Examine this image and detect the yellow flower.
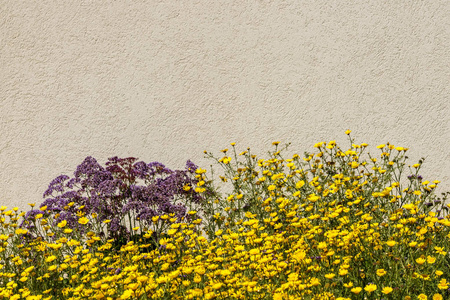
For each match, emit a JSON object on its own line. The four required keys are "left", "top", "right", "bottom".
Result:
{"left": 195, "top": 266, "right": 206, "bottom": 275}
{"left": 416, "top": 257, "right": 426, "bottom": 265}
{"left": 364, "top": 284, "right": 377, "bottom": 293}
{"left": 235, "top": 245, "right": 245, "bottom": 251}
{"left": 386, "top": 240, "right": 397, "bottom": 247}
{"left": 343, "top": 282, "right": 353, "bottom": 288}
{"left": 249, "top": 248, "right": 260, "bottom": 255}
{"left": 167, "top": 228, "right": 177, "bottom": 236}
{"left": 339, "top": 269, "right": 349, "bottom": 276}
{"left": 382, "top": 287, "right": 393, "bottom": 294}
{"left": 195, "top": 187, "right": 206, "bottom": 193}
{"left": 268, "top": 185, "right": 276, "bottom": 191}
{"left": 48, "top": 265, "right": 57, "bottom": 271}
{"left": 45, "top": 255, "right": 57, "bottom": 263}
{"left": 310, "top": 277, "right": 320, "bottom": 286}
{"left": 120, "top": 290, "right": 134, "bottom": 300}
{"left": 160, "top": 263, "right": 170, "bottom": 271}
{"left": 195, "top": 168, "right": 206, "bottom": 174}
{"left": 296, "top": 180, "right": 305, "bottom": 189}
{"left": 15, "top": 228, "right": 28, "bottom": 235}
{"left": 222, "top": 157, "right": 231, "bottom": 164}
{"left": 434, "top": 247, "right": 446, "bottom": 255}
{"left": 317, "top": 242, "right": 327, "bottom": 249}
{"left": 57, "top": 220, "right": 67, "bottom": 228}
{"left": 345, "top": 130, "right": 351, "bottom": 135}
{"left": 212, "top": 282, "right": 223, "bottom": 290}
{"left": 438, "top": 278, "right": 448, "bottom": 289}
{"left": 427, "top": 256, "right": 436, "bottom": 264}
{"left": 433, "top": 294, "right": 443, "bottom": 300}
{"left": 409, "top": 241, "right": 418, "bottom": 247}
{"left": 376, "top": 269, "right": 387, "bottom": 276}
{"left": 273, "top": 293, "right": 283, "bottom": 300}
{"left": 325, "top": 273, "right": 335, "bottom": 279}
{"left": 417, "top": 294, "right": 428, "bottom": 300}
{"left": 78, "top": 217, "right": 89, "bottom": 225}
{"left": 351, "top": 287, "right": 362, "bottom": 294}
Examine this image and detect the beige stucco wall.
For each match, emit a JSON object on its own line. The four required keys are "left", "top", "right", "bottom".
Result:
{"left": 1, "top": 1, "right": 449, "bottom": 212}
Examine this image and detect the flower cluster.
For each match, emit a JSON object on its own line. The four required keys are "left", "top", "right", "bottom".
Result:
{"left": 0, "top": 133, "right": 449, "bottom": 299}
{"left": 20, "top": 156, "right": 215, "bottom": 248}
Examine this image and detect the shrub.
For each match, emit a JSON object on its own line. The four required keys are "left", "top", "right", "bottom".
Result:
{"left": 20, "top": 156, "right": 215, "bottom": 249}
{"left": 203, "top": 136, "right": 448, "bottom": 234}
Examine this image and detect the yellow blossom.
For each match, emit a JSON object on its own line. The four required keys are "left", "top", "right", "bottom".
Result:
{"left": 57, "top": 220, "right": 67, "bottom": 228}
{"left": 416, "top": 257, "right": 426, "bottom": 265}
{"left": 78, "top": 217, "right": 89, "bottom": 225}
{"left": 386, "top": 240, "right": 397, "bottom": 247}
{"left": 364, "top": 284, "right": 377, "bottom": 292}
{"left": 438, "top": 278, "right": 448, "bottom": 289}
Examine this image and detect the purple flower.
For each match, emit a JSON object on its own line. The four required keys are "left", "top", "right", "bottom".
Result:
{"left": 43, "top": 175, "right": 70, "bottom": 197}
{"left": 21, "top": 156, "right": 215, "bottom": 247}
{"left": 185, "top": 160, "right": 198, "bottom": 173}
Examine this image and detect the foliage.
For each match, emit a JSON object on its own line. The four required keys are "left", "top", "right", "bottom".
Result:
{"left": 0, "top": 133, "right": 449, "bottom": 299}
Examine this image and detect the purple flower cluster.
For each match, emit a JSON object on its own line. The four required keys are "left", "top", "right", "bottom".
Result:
{"left": 407, "top": 174, "right": 423, "bottom": 181}
{"left": 22, "top": 156, "right": 210, "bottom": 242}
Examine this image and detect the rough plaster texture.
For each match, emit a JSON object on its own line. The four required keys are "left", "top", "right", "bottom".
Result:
{"left": 1, "top": 1, "right": 449, "bottom": 212}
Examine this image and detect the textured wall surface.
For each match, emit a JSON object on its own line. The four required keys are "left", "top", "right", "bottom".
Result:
{"left": 1, "top": 1, "right": 449, "bottom": 212}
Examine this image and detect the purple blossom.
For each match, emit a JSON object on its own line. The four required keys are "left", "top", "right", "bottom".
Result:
{"left": 185, "top": 160, "right": 198, "bottom": 173}
{"left": 22, "top": 156, "right": 214, "bottom": 246}
{"left": 43, "top": 175, "right": 70, "bottom": 197}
